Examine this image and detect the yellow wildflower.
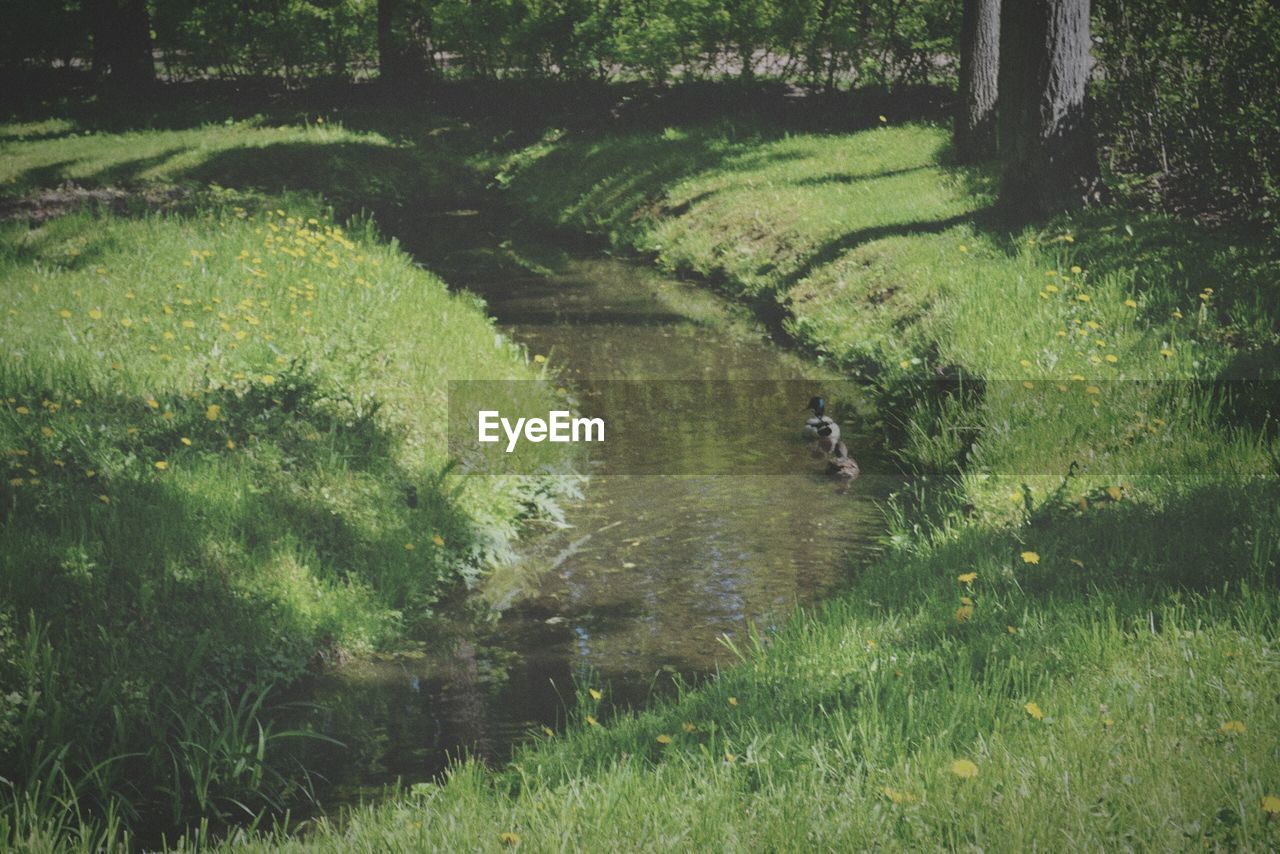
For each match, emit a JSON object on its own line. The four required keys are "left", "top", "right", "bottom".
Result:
{"left": 404, "top": 542, "right": 414, "bottom": 550}
{"left": 958, "top": 571, "right": 977, "bottom": 585}
{"left": 589, "top": 688, "right": 602, "bottom": 700}
{"left": 1020, "top": 551, "right": 1040, "bottom": 565}
{"left": 955, "top": 604, "right": 974, "bottom": 622}
{"left": 656, "top": 734, "right": 673, "bottom": 745}
{"left": 154, "top": 461, "right": 169, "bottom": 470}
{"left": 206, "top": 404, "right": 221, "bottom": 421}
{"left": 585, "top": 715, "right": 599, "bottom": 727}
{"left": 949, "top": 759, "right": 978, "bottom": 779}
{"left": 728, "top": 696, "right": 738, "bottom": 706}
{"left": 1024, "top": 702, "right": 1044, "bottom": 720}
{"left": 432, "top": 534, "right": 445, "bottom": 546}
{"left": 1219, "top": 720, "right": 1246, "bottom": 735}
{"left": 498, "top": 832, "right": 520, "bottom": 846}
{"left": 1262, "top": 795, "right": 1280, "bottom": 814}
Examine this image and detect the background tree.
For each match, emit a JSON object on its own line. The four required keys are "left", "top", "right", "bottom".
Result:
{"left": 954, "top": 0, "right": 998, "bottom": 162}
{"left": 87, "top": 0, "right": 154, "bottom": 89}
{"left": 997, "top": 0, "right": 1098, "bottom": 215}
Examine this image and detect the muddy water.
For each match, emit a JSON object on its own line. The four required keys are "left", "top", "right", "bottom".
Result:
{"left": 295, "top": 237, "right": 886, "bottom": 802}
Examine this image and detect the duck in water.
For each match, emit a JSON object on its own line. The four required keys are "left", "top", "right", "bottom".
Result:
{"left": 803, "top": 396, "right": 841, "bottom": 455}
{"left": 826, "top": 441, "right": 860, "bottom": 492}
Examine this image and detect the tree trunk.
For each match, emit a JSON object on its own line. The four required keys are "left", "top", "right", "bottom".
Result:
{"left": 378, "top": 0, "right": 400, "bottom": 81}
{"left": 955, "top": 0, "right": 999, "bottom": 162}
{"left": 88, "top": 0, "right": 154, "bottom": 89}
{"left": 998, "top": 0, "right": 1099, "bottom": 215}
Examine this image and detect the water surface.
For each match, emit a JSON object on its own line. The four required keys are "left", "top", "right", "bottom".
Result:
{"left": 297, "top": 229, "right": 886, "bottom": 800}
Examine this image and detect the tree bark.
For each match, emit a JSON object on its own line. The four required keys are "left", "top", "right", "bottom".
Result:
{"left": 88, "top": 0, "right": 154, "bottom": 89}
{"left": 955, "top": 0, "right": 999, "bottom": 162}
{"left": 378, "top": 0, "right": 400, "bottom": 81}
{"left": 998, "top": 0, "right": 1100, "bottom": 215}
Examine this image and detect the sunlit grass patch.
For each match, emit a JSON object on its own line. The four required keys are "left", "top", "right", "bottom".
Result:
{"left": 0, "top": 202, "right": 570, "bottom": 836}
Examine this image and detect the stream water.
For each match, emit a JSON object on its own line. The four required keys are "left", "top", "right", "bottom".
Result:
{"left": 290, "top": 220, "right": 887, "bottom": 805}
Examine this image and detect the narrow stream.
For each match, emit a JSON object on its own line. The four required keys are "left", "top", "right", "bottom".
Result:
{"left": 291, "top": 218, "right": 887, "bottom": 805}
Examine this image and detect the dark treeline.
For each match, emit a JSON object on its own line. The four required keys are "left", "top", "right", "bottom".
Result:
{"left": 1, "top": 0, "right": 1277, "bottom": 222}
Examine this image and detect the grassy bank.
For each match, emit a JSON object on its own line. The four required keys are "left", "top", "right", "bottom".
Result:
{"left": 0, "top": 176, "right": 569, "bottom": 840}
{"left": 2, "top": 87, "right": 1278, "bottom": 849}
{"left": 266, "top": 113, "right": 1278, "bottom": 849}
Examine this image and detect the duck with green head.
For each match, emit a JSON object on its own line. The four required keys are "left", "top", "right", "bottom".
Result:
{"left": 803, "top": 395, "right": 841, "bottom": 454}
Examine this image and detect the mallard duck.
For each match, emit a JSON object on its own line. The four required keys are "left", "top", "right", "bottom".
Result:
{"left": 826, "top": 441, "right": 860, "bottom": 491}
{"left": 803, "top": 396, "right": 841, "bottom": 454}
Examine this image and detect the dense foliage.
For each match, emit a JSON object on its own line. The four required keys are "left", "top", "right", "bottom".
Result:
{"left": 1092, "top": 0, "right": 1280, "bottom": 222}
{"left": 3, "top": 1, "right": 1276, "bottom": 220}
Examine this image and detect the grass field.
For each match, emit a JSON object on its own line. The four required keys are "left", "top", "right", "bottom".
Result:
{"left": 1, "top": 86, "right": 1278, "bottom": 849}
{"left": 0, "top": 149, "right": 570, "bottom": 840}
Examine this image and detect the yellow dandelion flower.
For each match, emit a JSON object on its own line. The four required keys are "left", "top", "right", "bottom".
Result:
{"left": 1124, "top": 299, "right": 1137, "bottom": 308}
{"left": 728, "top": 696, "right": 738, "bottom": 706}
{"left": 542, "top": 725, "right": 554, "bottom": 737}
{"left": 1045, "top": 284, "right": 1059, "bottom": 294}
{"left": 586, "top": 715, "right": 599, "bottom": 727}
{"left": 1007, "top": 625, "right": 1018, "bottom": 635}
{"left": 683, "top": 723, "right": 696, "bottom": 733}
{"left": 120, "top": 317, "right": 133, "bottom": 327}
{"left": 154, "top": 461, "right": 169, "bottom": 470}
{"left": 1070, "top": 265, "right": 1082, "bottom": 274}
{"left": 40, "top": 427, "right": 54, "bottom": 438}
{"left": 1085, "top": 386, "right": 1101, "bottom": 395}
{"left": 878, "top": 115, "right": 887, "bottom": 123}
{"left": 58, "top": 309, "right": 72, "bottom": 319}
{"left": 724, "top": 752, "right": 736, "bottom": 763}
{"left": 949, "top": 759, "right": 978, "bottom": 779}
{"left": 958, "top": 571, "right": 977, "bottom": 584}
{"left": 261, "top": 374, "right": 275, "bottom": 385}
{"left": 1020, "top": 550, "right": 1040, "bottom": 564}
{"left": 533, "top": 354, "right": 547, "bottom": 364}
{"left": 1105, "top": 354, "right": 1118, "bottom": 363}
{"left": 206, "top": 404, "right": 221, "bottom": 421}
{"left": 656, "top": 734, "right": 673, "bottom": 745}
{"left": 89, "top": 308, "right": 103, "bottom": 320}
{"left": 960, "top": 596, "right": 974, "bottom": 606}
{"left": 498, "top": 831, "right": 520, "bottom": 846}
{"left": 1262, "top": 795, "right": 1280, "bottom": 814}
{"left": 15, "top": 406, "right": 30, "bottom": 415}
{"left": 955, "top": 604, "right": 974, "bottom": 622}
{"left": 588, "top": 688, "right": 602, "bottom": 700}
{"left": 899, "top": 359, "right": 911, "bottom": 369}
{"left": 180, "top": 437, "right": 192, "bottom": 446}
{"left": 1024, "top": 701, "right": 1044, "bottom": 720}
{"left": 881, "top": 786, "right": 913, "bottom": 804}
{"left": 1160, "top": 347, "right": 1174, "bottom": 358}
{"left": 1106, "top": 486, "right": 1123, "bottom": 501}
{"left": 432, "top": 534, "right": 445, "bottom": 546}
{"left": 404, "top": 542, "right": 415, "bottom": 550}
{"left": 958, "top": 244, "right": 968, "bottom": 253}
{"left": 226, "top": 439, "right": 236, "bottom": 450}
{"left": 1070, "top": 558, "right": 1085, "bottom": 568}
{"left": 1076, "top": 294, "right": 1091, "bottom": 302}
{"left": 98, "top": 494, "right": 110, "bottom": 503}
{"left": 1219, "top": 720, "right": 1246, "bottom": 735}
{"left": 182, "top": 319, "right": 196, "bottom": 329}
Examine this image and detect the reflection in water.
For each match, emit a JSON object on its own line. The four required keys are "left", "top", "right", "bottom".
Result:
{"left": 294, "top": 246, "right": 886, "bottom": 803}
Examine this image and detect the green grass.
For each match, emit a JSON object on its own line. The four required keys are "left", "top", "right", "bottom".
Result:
{"left": 2, "top": 88, "right": 1278, "bottom": 849}
{"left": 0, "top": 197, "right": 570, "bottom": 837}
